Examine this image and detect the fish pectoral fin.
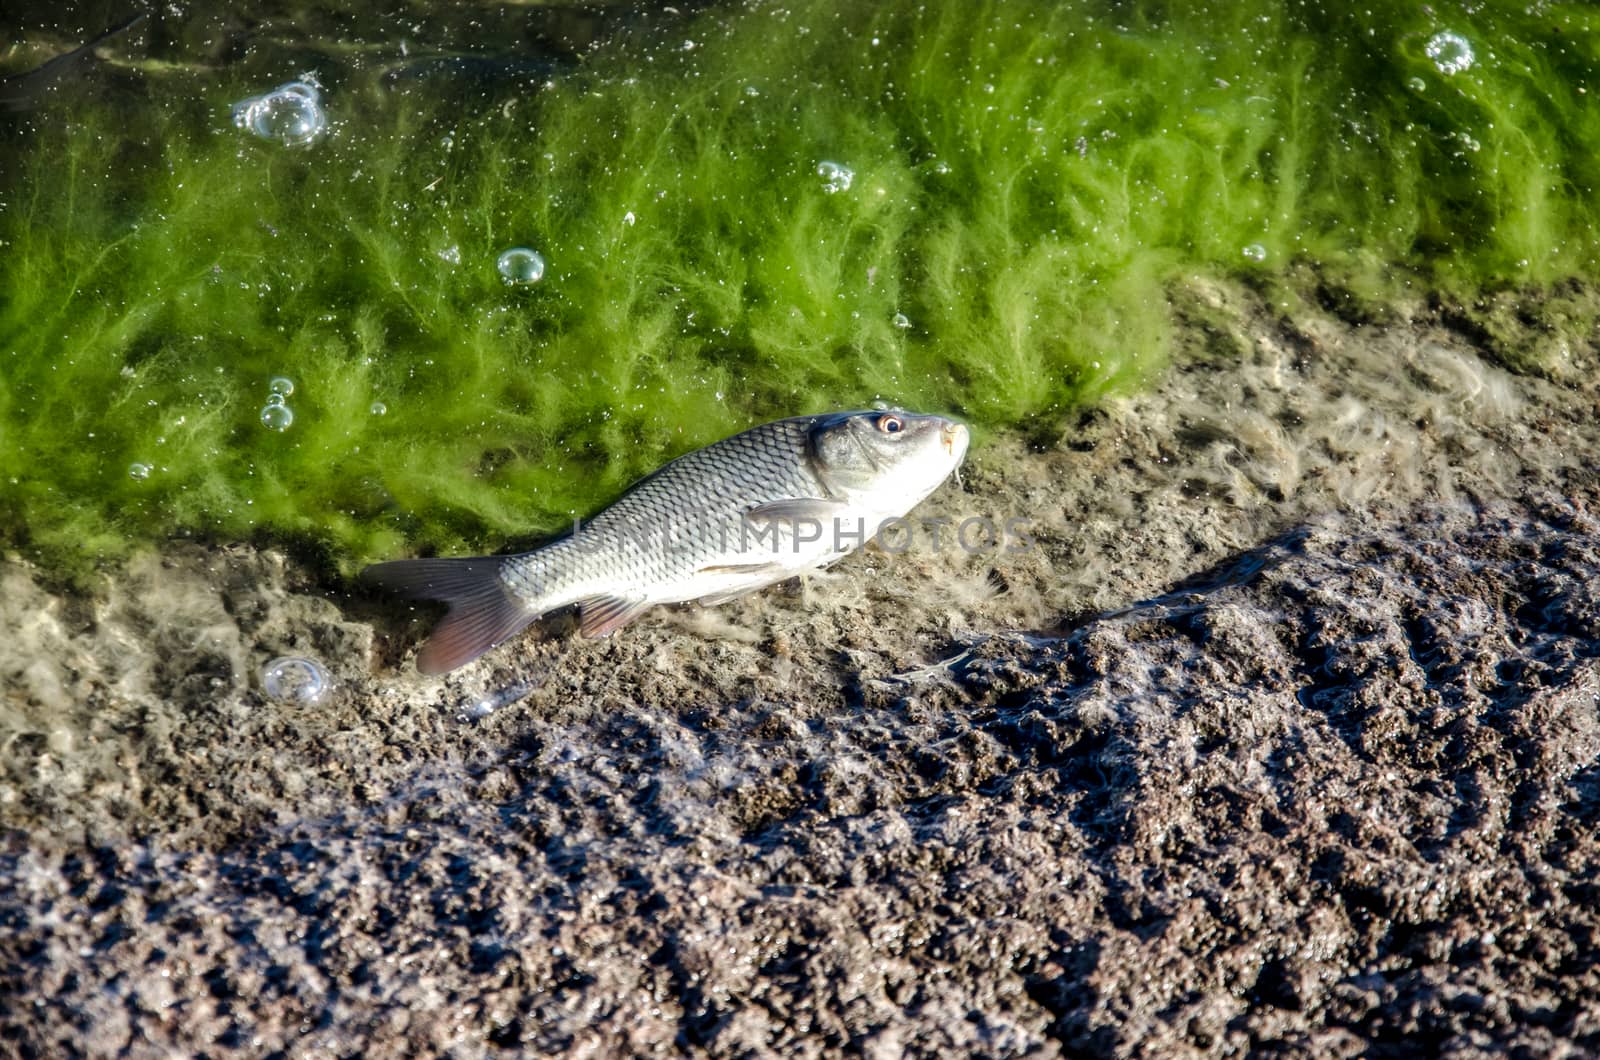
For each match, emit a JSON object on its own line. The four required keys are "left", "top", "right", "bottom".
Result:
{"left": 694, "top": 562, "right": 795, "bottom": 605}
{"left": 744, "top": 498, "right": 849, "bottom": 525}
{"left": 696, "top": 585, "right": 767, "bottom": 606}
{"left": 578, "top": 595, "right": 653, "bottom": 638}
{"left": 697, "top": 560, "right": 788, "bottom": 575}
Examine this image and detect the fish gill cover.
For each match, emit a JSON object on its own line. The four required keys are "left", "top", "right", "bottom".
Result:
{"left": 0, "top": 0, "right": 1596, "bottom": 578}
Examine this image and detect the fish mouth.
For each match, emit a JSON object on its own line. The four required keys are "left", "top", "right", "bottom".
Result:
{"left": 940, "top": 421, "right": 969, "bottom": 459}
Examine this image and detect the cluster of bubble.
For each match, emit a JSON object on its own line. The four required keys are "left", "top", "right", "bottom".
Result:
{"left": 232, "top": 79, "right": 327, "bottom": 148}
{"left": 260, "top": 655, "right": 330, "bottom": 705}
{"left": 1426, "top": 31, "right": 1474, "bottom": 76}
{"left": 261, "top": 376, "right": 295, "bottom": 431}
{"left": 817, "top": 160, "right": 854, "bottom": 194}
{"left": 497, "top": 247, "right": 546, "bottom": 285}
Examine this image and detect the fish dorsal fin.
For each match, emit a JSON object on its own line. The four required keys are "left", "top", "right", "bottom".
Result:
{"left": 745, "top": 498, "right": 848, "bottom": 524}
{"left": 578, "top": 595, "right": 652, "bottom": 638}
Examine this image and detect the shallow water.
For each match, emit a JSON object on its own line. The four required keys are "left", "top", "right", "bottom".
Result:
{"left": 2, "top": 0, "right": 1597, "bottom": 573}
{"left": 4, "top": 274, "right": 1600, "bottom": 1055}
{"left": 4, "top": 3, "right": 1600, "bottom": 1055}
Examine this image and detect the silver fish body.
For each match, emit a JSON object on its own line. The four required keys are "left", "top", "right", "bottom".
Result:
{"left": 363, "top": 409, "right": 969, "bottom": 673}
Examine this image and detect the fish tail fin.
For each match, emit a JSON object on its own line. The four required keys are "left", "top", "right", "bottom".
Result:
{"left": 361, "top": 557, "right": 536, "bottom": 674}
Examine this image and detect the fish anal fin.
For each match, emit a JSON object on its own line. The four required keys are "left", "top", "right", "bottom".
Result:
{"left": 578, "top": 595, "right": 652, "bottom": 638}
{"left": 744, "top": 498, "right": 848, "bottom": 525}
{"left": 362, "top": 557, "right": 536, "bottom": 674}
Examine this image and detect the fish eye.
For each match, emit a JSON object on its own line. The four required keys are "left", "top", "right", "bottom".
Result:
{"left": 877, "top": 414, "right": 905, "bottom": 434}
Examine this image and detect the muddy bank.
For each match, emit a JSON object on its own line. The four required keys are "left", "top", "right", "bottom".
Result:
{"left": 3, "top": 281, "right": 1600, "bottom": 1055}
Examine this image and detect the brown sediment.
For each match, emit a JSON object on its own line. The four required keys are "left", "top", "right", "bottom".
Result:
{"left": 1, "top": 278, "right": 1598, "bottom": 1055}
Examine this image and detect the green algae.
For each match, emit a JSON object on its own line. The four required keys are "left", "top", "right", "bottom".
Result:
{"left": 2, "top": 0, "right": 1598, "bottom": 577}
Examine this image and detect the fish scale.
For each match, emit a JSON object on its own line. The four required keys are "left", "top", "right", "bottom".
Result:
{"left": 364, "top": 409, "right": 968, "bottom": 673}
{"left": 504, "top": 417, "right": 823, "bottom": 604}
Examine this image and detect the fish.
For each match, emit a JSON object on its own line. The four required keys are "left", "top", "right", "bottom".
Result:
{"left": 0, "top": 13, "right": 145, "bottom": 113}
{"left": 363, "top": 408, "right": 970, "bottom": 674}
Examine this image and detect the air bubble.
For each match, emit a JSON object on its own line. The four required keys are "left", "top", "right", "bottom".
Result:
{"left": 1242, "top": 243, "right": 1268, "bottom": 263}
{"left": 261, "top": 403, "right": 294, "bottom": 431}
{"left": 275, "top": 81, "right": 319, "bottom": 103}
{"left": 892, "top": 313, "right": 912, "bottom": 329}
{"left": 437, "top": 244, "right": 462, "bottom": 265}
{"left": 128, "top": 462, "right": 152, "bottom": 480}
{"left": 370, "top": 401, "right": 388, "bottom": 416}
{"left": 817, "top": 160, "right": 854, "bottom": 194}
{"left": 268, "top": 376, "right": 294, "bottom": 396}
{"left": 1426, "top": 31, "right": 1474, "bottom": 76}
{"left": 497, "top": 247, "right": 546, "bottom": 285}
{"left": 232, "top": 81, "right": 327, "bottom": 147}
{"left": 459, "top": 680, "right": 535, "bottom": 723}
{"left": 261, "top": 656, "right": 329, "bottom": 704}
